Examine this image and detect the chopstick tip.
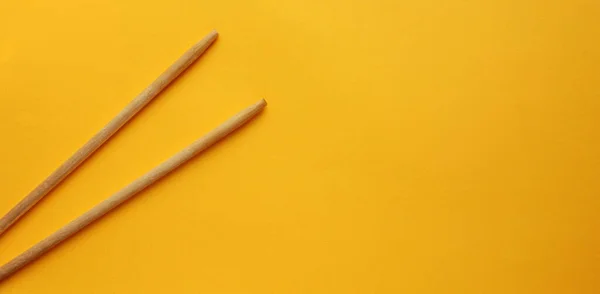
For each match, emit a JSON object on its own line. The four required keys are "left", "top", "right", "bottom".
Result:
{"left": 257, "top": 98, "right": 267, "bottom": 108}
{"left": 200, "top": 30, "right": 218, "bottom": 45}
{"left": 250, "top": 99, "right": 267, "bottom": 112}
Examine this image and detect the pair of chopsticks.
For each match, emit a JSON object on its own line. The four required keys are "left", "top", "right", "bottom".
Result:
{"left": 0, "top": 30, "right": 266, "bottom": 281}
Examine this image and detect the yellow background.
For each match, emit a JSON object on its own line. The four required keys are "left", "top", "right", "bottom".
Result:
{"left": 0, "top": 0, "right": 599, "bottom": 292}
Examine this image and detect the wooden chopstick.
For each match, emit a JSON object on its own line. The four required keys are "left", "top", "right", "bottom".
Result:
{"left": 0, "top": 99, "right": 267, "bottom": 282}
{"left": 0, "top": 30, "right": 219, "bottom": 236}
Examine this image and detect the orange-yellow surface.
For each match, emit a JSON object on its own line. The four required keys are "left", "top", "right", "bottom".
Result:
{"left": 0, "top": 0, "right": 599, "bottom": 293}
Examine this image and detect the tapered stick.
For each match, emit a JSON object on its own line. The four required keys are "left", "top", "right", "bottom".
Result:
{"left": 0, "top": 30, "right": 219, "bottom": 236}
{"left": 0, "top": 99, "right": 267, "bottom": 282}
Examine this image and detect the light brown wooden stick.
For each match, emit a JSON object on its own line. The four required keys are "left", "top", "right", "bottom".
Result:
{"left": 0, "top": 99, "right": 267, "bottom": 282}
{"left": 0, "top": 30, "right": 219, "bottom": 236}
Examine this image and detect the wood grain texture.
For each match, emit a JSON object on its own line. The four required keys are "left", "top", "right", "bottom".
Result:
{"left": 0, "top": 30, "right": 219, "bottom": 236}
{"left": 0, "top": 99, "right": 267, "bottom": 282}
